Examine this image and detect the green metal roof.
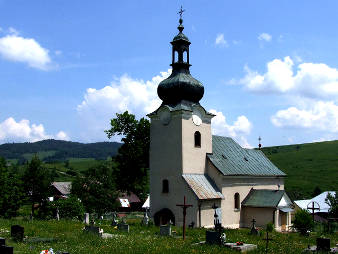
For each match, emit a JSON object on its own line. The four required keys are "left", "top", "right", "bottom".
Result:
{"left": 241, "top": 189, "right": 285, "bottom": 208}
{"left": 207, "top": 135, "right": 286, "bottom": 176}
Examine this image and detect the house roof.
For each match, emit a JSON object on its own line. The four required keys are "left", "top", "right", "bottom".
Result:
{"left": 182, "top": 174, "right": 224, "bottom": 200}
{"left": 52, "top": 182, "right": 71, "bottom": 195}
{"left": 295, "top": 191, "right": 336, "bottom": 213}
{"left": 118, "top": 192, "right": 141, "bottom": 203}
{"left": 207, "top": 136, "right": 286, "bottom": 176}
{"left": 242, "top": 189, "right": 286, "bottom": 208}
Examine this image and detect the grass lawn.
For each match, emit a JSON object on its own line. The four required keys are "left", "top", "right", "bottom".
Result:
{"left": 0, "top": 218, "right": 337, "bottom": 254}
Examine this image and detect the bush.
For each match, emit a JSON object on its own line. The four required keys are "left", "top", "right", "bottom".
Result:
{"left": 292, "top": 209, "right": 314, "bottom": 235}
{"left": 55, "top": 196, "right": 84, "bottom": 220}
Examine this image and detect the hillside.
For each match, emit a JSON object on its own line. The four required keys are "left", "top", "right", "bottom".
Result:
{"left": 261, "top": 140, "right": 338, "bottom": 200}
{"left": 0, "top": 139, "right": 122, "bottom": 163}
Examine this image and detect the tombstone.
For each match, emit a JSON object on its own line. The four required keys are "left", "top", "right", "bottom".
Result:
{"left": 84, "top": 225, "right": 103, "bottom": 236}
{"left": 84, "top": 213, "right": 90, "bottom": 225}
{"left": 188, "top": 221, "right": 195, "bottom": 228}
{"left": 316, "top": 237, "right": 330, "bottom": 251}
{"left": 159, "top": 224, "right": 171, "bottom": 236}
{"left": 142, "top": 210, "right": 149, "bottom": 226}
{"left": 111, "top": 212, "right": 118, "bottom": 226}
{"left": 0, "top": 245, "right": 14, "bottom": 254}
{"left": 0, "top": 237, "right": 5, "bottom": 246}
{"left": 206, "top": 231, "right": 221, "bottom": 245}
{"left": 11, "top": 225, "right": 24, "bottom": 241}
{"left": 117, "top": 223, "right": 130, "bottom": 233}
{"left": 56, "top": 208, "right": 60, "bottom": 221}
{"left": 250, "top": 218, "right": 258, "bottom": 235}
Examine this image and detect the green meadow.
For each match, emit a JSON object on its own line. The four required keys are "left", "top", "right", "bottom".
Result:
{"left": 0, "top": 218, "right": 337, "bottom": 254}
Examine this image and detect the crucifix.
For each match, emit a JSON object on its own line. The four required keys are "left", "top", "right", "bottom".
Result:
{"left": 176, "top": 196, "right": 192, "bottom": 240}
{"left": 258, "top": 136, "right": 262, "bottom": 149}
{"left": 307, "top": 201, "right": 320, "bottom": 223}
{"left": 178, "top": 6, "right": 185, "bottom": 19}
{"left": 263, "top": 231, "right": 273, "bottom": 254}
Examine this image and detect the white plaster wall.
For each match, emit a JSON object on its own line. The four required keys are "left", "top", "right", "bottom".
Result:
{"left": 241, "top": 207, "right": 275, "bottom": 228}
{"left": 206, "top": 161, "right": 285, "bottom": 228}
{"left": 199, "top": 199, "right": 221, "bottom": 228}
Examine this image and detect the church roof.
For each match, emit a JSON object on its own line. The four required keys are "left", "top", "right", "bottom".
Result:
{"left": 207, "top": 136, "right": 286, "bottom": 176}
{"left": 182, "top": 174, "right": 224, "bottom": 200}
{"left": 241, "top": 189, "right": 286, "bottom": 208}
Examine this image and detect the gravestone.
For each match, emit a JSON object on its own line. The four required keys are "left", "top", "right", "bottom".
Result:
{"left": 317, "top": 237, "right": 330, "bottom": 251}
{"left": 11, "top": 225, "right": 24, "bottom": 241}
{"left": 0, "top": 237, "right": 5, "bottom": 246}
{"left": 188, "top": 221, "right": 195, "bottom": 228}
{"left": 142, "top": 210, "right": 149, "bottom": 226}
{"left": 206, "top": 231, "right": 221, "bottom": 245}
{"left": 56, "top": 208, "right": 60, "bottom": 221}
{"left": 84, "top": 225, "right": 103, "bottom": 236}
{"left": 111, "top": 212, "right": 118, "bottom": 226}
{"left": 159, "top": 224, "right": 171, "bottom": 236}
{"left": 0, "top": 245, "right": 14, "bottom": 254}
{"left": 250, "top": 218, "right": 258, "bottom": 235}
{"left": 84, "top": 213, "right": 90, "bottom": 225}
{"left": 117, "top": 223, "right": 129, "bottom": 233}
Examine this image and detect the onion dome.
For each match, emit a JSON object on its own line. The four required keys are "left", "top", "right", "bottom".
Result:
{"left": 157, "top": 14, "right": 204, "bottom": 105}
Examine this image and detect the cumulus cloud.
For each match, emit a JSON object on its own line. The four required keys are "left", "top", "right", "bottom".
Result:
{"left": 77, "top": 70, "right": 171, "bottom": 141}
{"left": 215, "top": 34, "right": 228, "bottom": 47}
{"left": 0, "top": 29, "right": 53, "bottom": 70}
{"left": 258, "top": 33, "right": 272, "bottom": 42}
{"left": 240, "top": 56, "right": 338, "bottom": 100}
{"left": 209, "top": 109, "right": 252, "bottom": 148}
{"left": 0, "top": 117, "right": 69, "bottom": 144}
{"left": 271, "top": 101, "right": 338, "bottom": 132}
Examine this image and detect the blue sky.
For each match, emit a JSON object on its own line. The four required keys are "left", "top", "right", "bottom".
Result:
{"left": 1, "top": 0, "right": 338, "bottom": 147}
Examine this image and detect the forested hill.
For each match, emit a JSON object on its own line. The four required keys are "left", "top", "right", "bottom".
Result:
{"left": 0, "top": 139, "right": 122, "bottom": 162}
{"left": 261, "top": 140, "right": 338, "bottom": 200}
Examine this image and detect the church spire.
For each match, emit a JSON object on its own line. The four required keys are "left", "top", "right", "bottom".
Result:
{"left": 157, "top": 8, "right": 204, "bottom": 106}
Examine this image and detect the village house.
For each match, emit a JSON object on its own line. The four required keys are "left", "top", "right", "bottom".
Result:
{"left": 148, "top": 16, "right": 293, "bottom": 231}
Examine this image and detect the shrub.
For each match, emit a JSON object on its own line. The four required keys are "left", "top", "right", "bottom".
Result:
{"left": 55, "top": 196, "right": 84, "bottom": 220}
{"left": 292, "top": 209, "right": 314, "bottom": 235}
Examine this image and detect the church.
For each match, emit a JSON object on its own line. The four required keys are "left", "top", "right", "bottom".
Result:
{"left": 148, "top": 14, "right": 293, "bottom": 231}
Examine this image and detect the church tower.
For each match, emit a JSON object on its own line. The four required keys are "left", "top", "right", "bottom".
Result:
{"left": 148, "top": 13, "right": 215, "bottom": 226}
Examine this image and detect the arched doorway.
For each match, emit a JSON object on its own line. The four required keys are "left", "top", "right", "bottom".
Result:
{"left": 154, "top": 208, "right": 175, "bottom": 226}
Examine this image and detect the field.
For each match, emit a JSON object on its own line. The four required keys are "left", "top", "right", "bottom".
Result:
{"left": 0, "top": 218, "right": 337, "bottom": 254}
{"left": 262, "top": 140, "right": 338, "bottom": 200}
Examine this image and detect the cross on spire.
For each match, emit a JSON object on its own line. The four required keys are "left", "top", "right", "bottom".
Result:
{"left": 178, "top": 6, "right": 185, "bottom": 19}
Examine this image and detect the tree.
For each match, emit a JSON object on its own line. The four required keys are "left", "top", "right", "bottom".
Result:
{"left": 292, "top": 209, "right": 314, "bottom": 235}
{"left": 312, "top": 186, "right": 322, "bottom": 197}
{"left": 55, "top": 196, "right": 84, "bottom": 220}
{"left": 22, "top": 155, "right": 53, "bottom": 217}
{"left": 325, "top": 192, "right": 337, "bottom": 218}
{"left": 105, "top": 111, "right": 150, "bottom": 200}
{"left": 71, "top": 163, "right": 118, "bottom": 216}
{"left": 0, "top": 157, "right": 24, "bottom": 218}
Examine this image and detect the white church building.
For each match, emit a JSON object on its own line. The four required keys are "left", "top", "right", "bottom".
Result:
{"left": 148, "top": 15, "right": 293, "bottom": 231}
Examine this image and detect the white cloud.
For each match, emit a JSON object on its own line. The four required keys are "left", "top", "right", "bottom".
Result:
{"left": 8, "top": 27, "right": 19, "bottom": 36}
{"left": 215, "top": 33, "right": 228, "bottom": 47}
{"left": 0, "top": 32, "right": 53, "bottom": 70}
{"left": 77, "top": 70, "right": 171, "bottom": 141}
{"left": 271, "top": 101, "right": 338, "bottom": 132}
{"left": 258, "top": 33, "right": 272, "bottom": 42}
{"left": 0, "top": 117, "right": 69, "bottom": 143}
{"left": 209, "top": 109, "right": 252, "bottom": 148}
{"left": 240, "top": 56, "right": 338, "bottom": 100}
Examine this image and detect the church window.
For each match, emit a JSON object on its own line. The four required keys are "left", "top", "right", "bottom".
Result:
{"left": 183, "top": 50, "right": 187, "bottom": 62}
{"left": 174, "top": 51, "right": 179, "bottom": 63}
{"left": 234, "top": 193, "right": 240, "bottom": 210}
{"left": 194, "top": 131, "right": 201, "bottom": 147}
{"left": 162, "top": 179, "right": 169, "bottom": 193}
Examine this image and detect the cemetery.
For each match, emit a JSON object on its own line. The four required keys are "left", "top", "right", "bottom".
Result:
{"left": 0, "top": 211, "right": 337, "bottom": 254}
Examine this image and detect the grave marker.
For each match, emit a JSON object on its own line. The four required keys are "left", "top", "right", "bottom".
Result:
{"left": 159, "top": 222, "right": 172, "bottom": 236}
{"left": 84, "top": 213, "right": 90, "bottom": 225}
{"left": 250, "top": 218, "right": 258, "bottom": 235}
{"left": 111, "top": 212, "right": 118, "bottom": 226}
{"left": 11, "top": 225, "right": 24, "bottom": 241}
{"left": 176, "top": 196, "right": 192, "bottom": 240}
{"left": 117, "top": 222, "right": 130, "bottom": 233}
{"left": 316, "top": 237, "right": 330, "bottom": 251}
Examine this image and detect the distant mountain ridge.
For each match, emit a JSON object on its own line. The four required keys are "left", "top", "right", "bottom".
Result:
{"left": 0, "top": 139, "right": 122, "bottom": 162}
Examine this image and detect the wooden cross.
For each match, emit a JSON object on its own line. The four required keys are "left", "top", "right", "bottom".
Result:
{"left": 251, "top": 218, "right": 256, "bottom": 228}
{"left": 263, "top": 231, "right": 273, "bottom": 254}
{"left": 307, "top": 201, "right": 320, "bottom": 223}
{"left": 176, "top": 196, "right": 192, "bottom": 240}
{"left": 178, "top": 6, "right": 185, "bottom": 19}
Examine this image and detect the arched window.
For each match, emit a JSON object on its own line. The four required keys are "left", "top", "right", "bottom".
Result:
{"left": 162, "top": 179, "right": 169, "bottom": 193}
{"left": 174, "top": 51, "right": 179, "bottom": 63}
{"left": 183, "top": 51, "right": 187, "bottom": 62}
{"left": 194, "top": 131, "right": 201, "bottom": 147}
{"left": 234, "top": 193, "right": 240, "bottom": 209}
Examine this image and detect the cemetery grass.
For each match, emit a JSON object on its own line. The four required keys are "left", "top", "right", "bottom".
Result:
{"left": 0, "top": 218, "right": 337, "bottom": 254}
